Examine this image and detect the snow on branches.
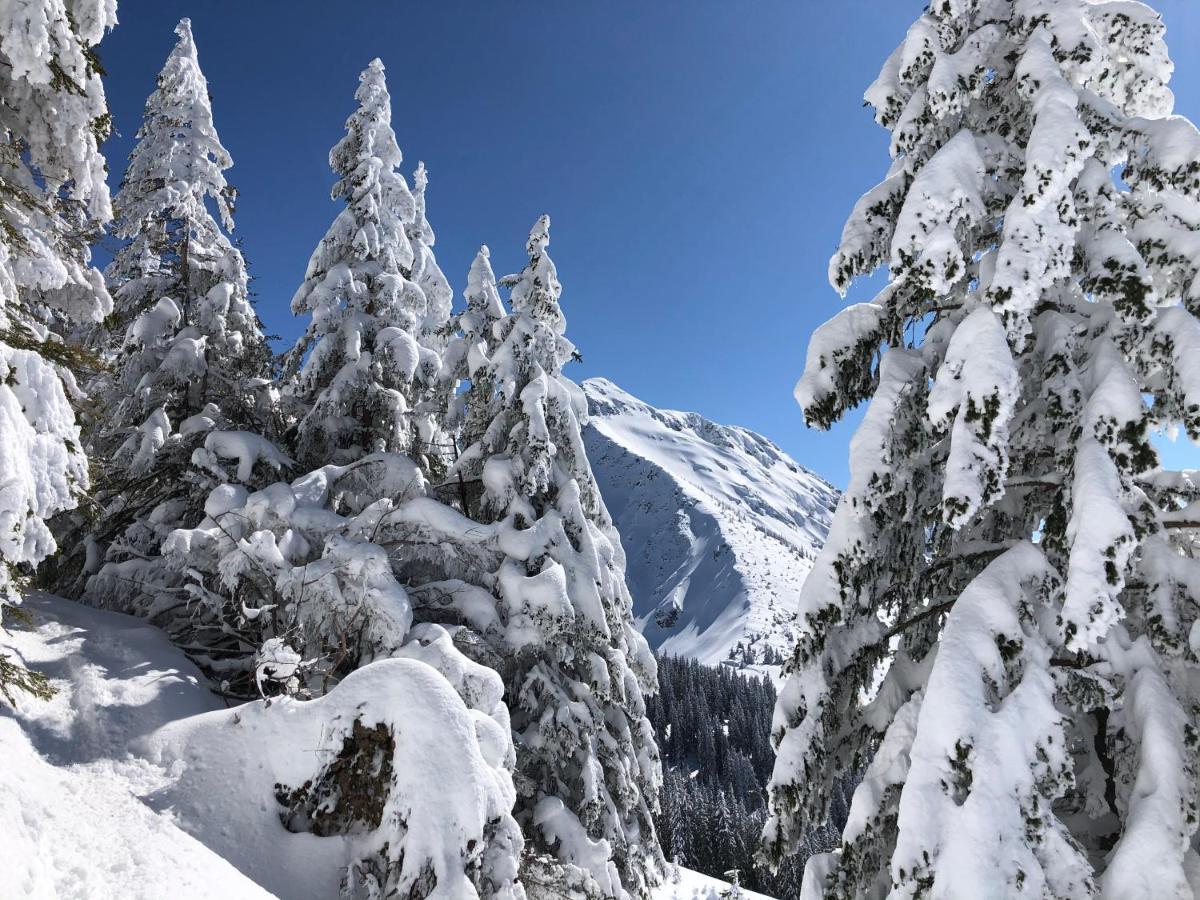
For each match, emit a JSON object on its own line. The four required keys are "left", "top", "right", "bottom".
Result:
{"left": 447, "top": 217, "right": 665, "bottom": 899}
{"left": 0, "top": 0, "right": 116, "bottom": 605}
{"left": 768, "top": 2, "right": 1200, "bottom": 896}
{"left": 74, "top": 18, "right": 277, "bottom": 610}
{"left": 283, "top": 59, "right": 447, "bottom": 471}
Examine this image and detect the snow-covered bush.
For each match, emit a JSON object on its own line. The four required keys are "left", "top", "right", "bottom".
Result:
{"left": 160, "top": 445, "right": 536, "bottom": 896}
{"left": 764, "top": 3, "right": 1200, "bottom": 897}
{"left": 159, "top": 452, "right": 419, "bottom": 692}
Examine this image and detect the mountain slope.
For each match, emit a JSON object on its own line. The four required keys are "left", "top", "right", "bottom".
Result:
{"left": 583, "top": 378, "right": 838, "bottom": 669}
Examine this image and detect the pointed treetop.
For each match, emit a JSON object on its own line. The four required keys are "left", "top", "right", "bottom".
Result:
{"left": 330, "top": 58, "right": 405, "bottom": 198}
{"left": 350, "top": 57, "right": 393, "bottom": 122}
{"left": 162, "top": 17, "right": 207, "bottom": 98}
{"left": 469, "top": 244, "right": 494, "bottom": 281}
{"left": 528, "top": 214, "right": 551, "bottom": 255}
{"left": 465, "top": 245, "right": 503, "bottom": 319}
{"left": 114, "top": 14, "right": 234, "bottom": 237}
{"left": 512, "top": 214, "right": 561, "bottom": 319}
{"left": 498, "top": 215, "right": 571, "bottom": 379}
{"left": 411, "top": 161, "right": 435, "bottom": 246}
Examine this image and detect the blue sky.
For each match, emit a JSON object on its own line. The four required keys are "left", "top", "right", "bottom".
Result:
{"left": 99, "top": 2, "right": 1200, "bottom": 486}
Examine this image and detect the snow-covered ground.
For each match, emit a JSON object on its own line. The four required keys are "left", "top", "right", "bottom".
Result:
{"left": 0, "top": 594, "right": 271, "bottom": 899}
{"left": 656, "top": 865, "right": 775, "bottom": 899}
{"left": 584, "top": 378, "right": 838, "bottom": 670}
{"left": 1, "top": 594, "right": 775, "bottom": 898}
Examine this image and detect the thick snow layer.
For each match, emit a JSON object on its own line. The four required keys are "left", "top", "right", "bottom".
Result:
{"left": 1, "top": 593, "right": 517, "bottom": 899}
{"left": 583, "top": 378, "right": 838, "bottom": 669}
{"left": 0, "top": 594, "right": 274, "bottom": 899}
{"left": 0, "top": 593, "right": 760, "bottom": 898}
{"left": 138, "top": 655, "right": 519, "bottom": 900}
{"left": 652, "top": 866, "right": 775, "bottom": 899}
{"left": 0, "top": 345, "right": 89, "bottom": 603}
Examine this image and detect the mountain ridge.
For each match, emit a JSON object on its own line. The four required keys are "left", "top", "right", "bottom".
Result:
{"left": 583, "top": 377, "right": 839, "bottom": 670}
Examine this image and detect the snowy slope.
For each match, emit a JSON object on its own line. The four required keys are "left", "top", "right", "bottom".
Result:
{"left": 0, "top": 594, "right": 275, "bottom": 899}
{"left": 655, "top": 866, "right": 775, "bottom": 899}
{"left": 1, "top": 594, "right": 775, "bottom": 898}
{"left": 584, "top": 378, "right": 838, "bottom": 669}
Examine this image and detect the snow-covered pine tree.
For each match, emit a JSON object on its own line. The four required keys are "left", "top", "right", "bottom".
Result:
{"left": 442, "top": 245, "right": 507, "bottom": 454}
{"left": 147, "top": 58, "right": 525, "bottom": 897}
{"left": 763, "top": 3, "right": 1200, "bottom": 897}
{"left": 453, "top": 216, "right": 664, "bottom": 899}
{"left": 0, "top": 1, "right": 115, "bottom": 614}
{"left": 71, "top": 19, "right": 279, "bottom": 612}
{"left": 405, "top": 160, "right": 456, "bottom": 472}
{"left": 283, "top": 60, "right": 445, "bottom": 472}
{"left": 409, "top": 161, "right": 454, "bottom": 348}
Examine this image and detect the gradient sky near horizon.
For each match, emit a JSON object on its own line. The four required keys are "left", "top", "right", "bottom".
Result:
{"left": 98, "top": 1, "right": 1200, "bottom": 486}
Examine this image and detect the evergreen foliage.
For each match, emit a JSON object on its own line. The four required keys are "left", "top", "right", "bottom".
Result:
{"left": 766, "top": 3, "right": 1200, "bottom": 897}
{"left": 0, "top": 0, "right": 116, "bottom": 700}
{"left": 649, "top": 654, "right": 848, "bottom": 898}
{"left": 65, "top": 18, "right": 279, "bottom": 611}
{"left": 443, "top": 216, "right": 665, "bottom": 900}
{"left": 283, "top": 59, "right": 446, "bottom": 472}
{"left": 136, "top": 55, "right": 532, "bottom": 900}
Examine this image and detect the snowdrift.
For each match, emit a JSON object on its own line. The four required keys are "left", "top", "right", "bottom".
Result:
{"left": 1, "top": 593, "right": 769, "bottom": 898}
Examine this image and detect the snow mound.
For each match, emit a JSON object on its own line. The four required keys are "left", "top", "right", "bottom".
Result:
{"left": 0, "top": 594, "right": 776, "bottom": 898}
{"left": 137, "top": 655, "right": 519, "bottom": 900}
{"left": 583, "top": 378, "right": 838, "bottom": 669}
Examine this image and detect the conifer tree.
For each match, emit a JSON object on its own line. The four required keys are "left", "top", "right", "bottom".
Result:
{"left": 443, "top": 245, "right": 507, "bottom": 447}
{"left": 405, "top": 161, "right": 456, "bottom": 467}
{"left": 151, "top": 57, "right": 526, "bottom": 898}
{"left": 73, "top": 19, "right": 278, "bottom": 608}
{"left": 764, "top": 3, "right": 1200, "bottom": 897}
{"left": 283, "top": 59, "right": 443, "bottom": 471}
{"left": 408, "top": 161, "right": 454, "bottom": 347}
{"left": 0, "top": 1, "right": 116, "bottom": 610}
{"left": 454, "top": 216, "right": 664, "bottom": 899}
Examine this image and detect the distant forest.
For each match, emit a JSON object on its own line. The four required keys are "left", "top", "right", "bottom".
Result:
{"left": 647, "top": 656, "right": 852, "bottom": 897}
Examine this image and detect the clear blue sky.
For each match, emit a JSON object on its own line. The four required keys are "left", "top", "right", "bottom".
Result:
{"left": 98, "top": 1, "right": 1200, "bottom": 486}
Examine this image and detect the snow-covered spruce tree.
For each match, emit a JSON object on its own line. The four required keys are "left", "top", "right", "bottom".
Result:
{"left": 283, "top": 60, "right": 447, "bottom": 473}
{"left": 67, "top": 19, "right": 279, "bottom": 608}
{"left": 0, "top": 2, "right": 115, "bottom": 617}
{"left": 763, "top": 3, "right": 1200, "bottom": 897}
{"left": 148, "top": 58, "right": 523, "bottom": 898}
{"left": 442, "top": 245, "right": 507, "bottom": 446}
{"left": 409, "top": 160, "right": 454, "bottom": 348}
{"left": 451, "top": 216, "right": 664, "bottom": 899}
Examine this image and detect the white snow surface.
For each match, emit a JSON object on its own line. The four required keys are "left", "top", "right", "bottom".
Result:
{"left": 654, "top": 866, "right": 774, "bottom": 899}
{"left": 583, "top": 378, "right": 838, "bottom": 669}
{"left": 0, "top": 594, "right": 273, "bottom": 899}
{"left": 0, "top": 592, "right": 768, "bottom": 898}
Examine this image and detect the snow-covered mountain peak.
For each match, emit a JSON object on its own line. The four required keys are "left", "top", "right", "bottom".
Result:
{"left": 583, "top": 377, "right": 839, "bottom": 670}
